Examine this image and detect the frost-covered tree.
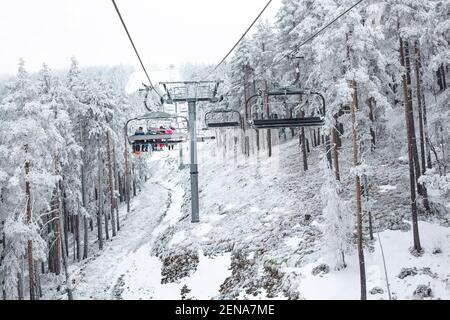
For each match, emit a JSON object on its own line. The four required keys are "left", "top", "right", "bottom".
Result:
{"left": 0, "top": 60, "right": 59, "bottom": 299}
{"left": 321, "top": 161, "right": 353, "bottom": 270}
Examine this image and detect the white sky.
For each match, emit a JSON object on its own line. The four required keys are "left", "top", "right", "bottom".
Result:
{"left": 0, "top": 0, "right": 282, "bottom": 76}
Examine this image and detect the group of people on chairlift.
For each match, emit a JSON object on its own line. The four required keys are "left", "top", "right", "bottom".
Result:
{"left": 132, "top": 125, "right": 176, "bottom": 155}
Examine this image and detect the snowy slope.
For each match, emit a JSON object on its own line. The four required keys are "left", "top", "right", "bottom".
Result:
{"left": 65, "top": 128, "right": 450, "bottom": 300}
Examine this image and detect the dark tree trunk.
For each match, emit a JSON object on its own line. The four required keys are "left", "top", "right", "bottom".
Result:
{"left": 413, "top": 41, "right": 431, "bottom": 211}
{"left": 118, "top": 171, "right": 124, "bottom": 203}
{"left": 255, "top": 112, "right": 260, "bottom": 152}
{"left": 81, "top": 128, "right": 89, "bottom": 260}
{"left": 400, "top": 37, "right": 422, "bottom": 253}
{"left": 404, "top": 40, "right": 424, "bottom": 197}
{"left": 61, "top": 189, "right": 69, "bottom": 257}
{"left": 264, "top": 81, "right": 272, "bottom": 158}
{"left": 17, "top": 271, "right": 24, "bottom": 300}
{"left": 113, "top": 146, "right": 120, "bottom": 231}
{"left": 124, "top": 130, "right": 131, "bottom": 213}
{"left": 363, "top": 176, "right": 374, "bottom": 241}
{"left": 132, "top": 163, "right": 137, "bottom": 198}
{"left": 332, "top": 115, "right": 341, "bottom": 181}
{"left": 300, "top": 111, "right": 308, "bottom": 171}
{"left": 54, "top": 161, "right": 74, "bottom": 300}
{"left": 75, "top": 213, "right": 80, "bottom": 261}
{"left": 367, "top": 97, "right": 376, "bottom": 148}
{"left": 24, "top": 156, "right": 36, "bottom": 300}
{"left": 97, "top": 142, "right": 104, "bottom": 250}
{"left": 1, "top": 222, "right": 6, "bottom": 300}
{"left": 34, "top": 261, "right": 42, "bottom": 299}
{"left": 313, "top": 130, "right": 317, "bottom": 147}
{"left": 83, "top": 217, "right": 88, "bottom": 260}
{"left": 106, "top": 132, "right": 117, "bottom": 237}
{"left": 351, "top": 80, "right": 367, "bottom": 300}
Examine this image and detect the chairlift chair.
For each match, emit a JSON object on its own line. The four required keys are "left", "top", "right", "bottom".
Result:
{"left": 246, "top": 89, "right": 326, "bottom": 129}
{"left": 204, "top": 109, "right": 242, "bottom": 129}
{"left": 125, "top": 112, "right": 189, "bottom": 155}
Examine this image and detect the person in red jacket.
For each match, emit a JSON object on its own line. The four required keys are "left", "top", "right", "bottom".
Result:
{"left": 157, "top": 125, "right": 165, "bottom": 150}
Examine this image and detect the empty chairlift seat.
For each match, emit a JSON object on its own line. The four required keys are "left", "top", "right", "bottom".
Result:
{"left": 249, "top": 116, "right": 324, "bottom": 129}
{"left": 204, "top": 109, "right": 241, "bottom": 129}
{"left": 245, "top": 89, "right": 327, "bottom": 130}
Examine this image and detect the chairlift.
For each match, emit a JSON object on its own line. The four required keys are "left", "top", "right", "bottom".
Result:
{"left": 204, "top": 109, "right": 242, "bottom": 129}
{"left": 246, "top": 89, "right": 326, "bottom": 129}
{"left": 125, "top": 111, "right": 189, "bottom": 155}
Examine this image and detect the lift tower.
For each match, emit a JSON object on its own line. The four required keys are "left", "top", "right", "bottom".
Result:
{"left": 160, "top": 81, "right": 223, "bottom": 223}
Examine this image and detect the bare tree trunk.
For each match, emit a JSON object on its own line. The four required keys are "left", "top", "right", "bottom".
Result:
{"left": 102, "top": 159, "right": 109, "bottom": 241}
{"left": 113, "top": 146, "right": 120, "bottom": 231}
{"left": 1, "top": 221, "right": 6, "bottom": 300}
{"left": 404, "top": 40, "right": 424, "bottom": 197}
{"left": 300, "top": 110, "right": 308, "bottom": 171}
{"left": 118, "top": 170, "right": 124, "bottom": 203}
{"left": 96, "top": 141, "right": 104, "bottom": 250}
{"left": 83, "top": 217, "right": 88, "bottom": 260}
{"left": 243, "top": 65, "right": 251, "bottom": 157}
{"left": 124, "top": 130, "right": 130, "bottom": 213}
{"left": 34, "top": 261, "right": 41, "bottom": 299}
{"left": 132, "top": 163, "right": 137, "bottom": 198}
{"left": 325, "top": 135, "right": 332, "bottom": 169}
{"left": 17, "top": 269, "right": 24, "bottom": 300}
{"left": 351, "top": 80, "right": 367, "bottom": 300}
{"left": 106, "top": 132, "right": 117, "bottom": 237}
{"left": 313, "top": 129, "right": 317, "bottom": 147}
{"left": 80, "top": 177, "right": 88, "bottom": 260}
{"left": 367, "top": 97, "right": 376, "bottom": 148}
{"left": 363, "top": 175, "right": 374, "bottom": 240}
{"left": 332, "top": 115, "right": 341, "bottom": 181}
{"left": 413, "top": 41, "right": 431, "bottom": 211}
{"left": 422, "top": 96, "right": 432, "bottom": 170}
{"left": 264, "top": 81, "right": 272, "bottom": 158}
{"left": 75, "top": 212, "right": 80, "bottom": 261}
{"left": 255, "top": 112, "right": 260, "bottom": 152}
{"left": 55, "top": 161, "right": 74, "bottom": 300}
{"left": 54, "top": 197, "right": 61, "bottom": 276}
{"left": 61, "top": 187, "right": 69, "bottom": 258}
{"left": 400, "top": 37, "right": 422, "bottom": 253}
{"left": 24, "top": 153, "right": 35, "bottom": 301}
{"left": 80, "top": 127, "right": 89, "bottom": 260}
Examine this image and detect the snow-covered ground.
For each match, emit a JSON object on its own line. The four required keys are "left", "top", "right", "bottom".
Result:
{"left": 64, "top": 130, "right": 450, "bottom": 300}
{"left": 294, "top": 221, "right": 450, "bottom": 300}
{"left": 65, "top": 149, "right": 233, "bottom": 300}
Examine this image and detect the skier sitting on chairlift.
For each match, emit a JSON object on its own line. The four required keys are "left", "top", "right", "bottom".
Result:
{"left": 132, "top": 127, "right": 145, "bottom": 153}
{"left": 146, "top": 127, "right": 157, "bottom": 151}
{"left": 156, "top": 125, "right": 165, "bottom": 150}
{"left": 165, "top": 126, "right": 175, "bottom": 151}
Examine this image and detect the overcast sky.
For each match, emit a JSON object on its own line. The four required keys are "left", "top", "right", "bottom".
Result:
{"left": 0, "top": 0, "right": 282, "bottom": 76}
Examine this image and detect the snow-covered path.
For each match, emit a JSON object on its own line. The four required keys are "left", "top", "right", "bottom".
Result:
{"left": 72, "top": 148, "right": 232, "bottom": 300}
{"left": 74, "top": 151, "right": 181, "bottom": 300}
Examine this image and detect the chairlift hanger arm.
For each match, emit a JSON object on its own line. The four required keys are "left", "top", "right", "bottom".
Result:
{"left": 245, "top": 92, "right": 262, "bottom": 118}
{"left": 138, "top": 84, "right": 153, "bottom": 112}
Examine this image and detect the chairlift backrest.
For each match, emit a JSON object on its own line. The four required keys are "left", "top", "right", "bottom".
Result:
{"left": 246, "top": 89, "right": 326, "bottom": 129}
